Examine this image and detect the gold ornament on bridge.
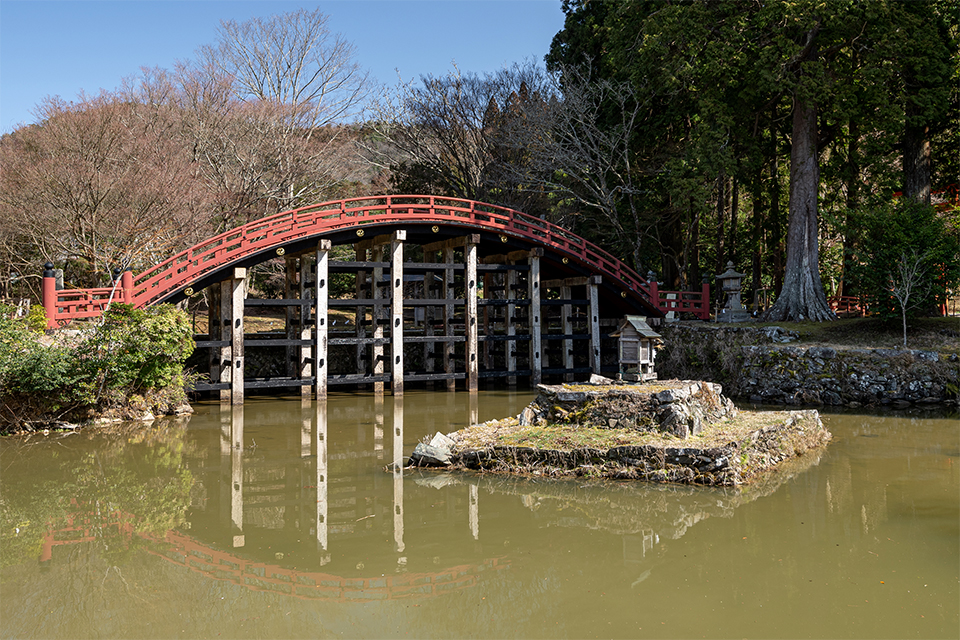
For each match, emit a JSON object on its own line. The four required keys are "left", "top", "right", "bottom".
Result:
{"left": 621, "top": 291, "right": 627, "bottom": 298}
{"left": 432, "top": 225, "right": 440, "bottom": 233}
{"left": 500, "top": 235, "right": 508, "bottom": 243}
{"left": 276, "top": 247, "right": 285, "bottom": 256}
{"left": 562, "top": 257, "right": 569, "bottom": 264}
{"left": 184, "top": 287, "right": 194, "bottom": 297}
{"left": 356, "top": 229, "right": 365, "bottom": 237}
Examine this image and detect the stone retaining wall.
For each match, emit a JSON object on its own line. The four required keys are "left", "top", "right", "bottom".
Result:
{"left": 526, "top": 381, "right": 737, "bottom": 438}
{"left": 657, "top": 324, "right": 959, "bottom": 408}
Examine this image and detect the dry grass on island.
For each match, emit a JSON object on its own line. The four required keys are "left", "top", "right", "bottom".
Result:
{"left": 454, "top": 407, "right": 822, "bottom": 452}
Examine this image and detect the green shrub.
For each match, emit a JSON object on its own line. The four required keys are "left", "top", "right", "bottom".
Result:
{"left": 0, "top": 303, "right": 194, "bottom": 429}
{"left": 853, "top": 201, "right": 960, "bottom": 323}
{"left": 0, "top": 306, "right": 89, "bottom": 414}
{"left": 81, "top": 303, "right": 195, "bottom": 393}
{"left": 25, "top": 305, "right": 47, "bottom": 333}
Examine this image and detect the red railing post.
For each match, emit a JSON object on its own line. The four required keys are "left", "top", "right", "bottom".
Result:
{"left": 42, "top": 262, "right": 57, "bottom": 329}
{"left": 121, "top": 269, "right": 133, "bottom": 305}
{"left": 647, "top": 276, "right": 660, "bottom": 314}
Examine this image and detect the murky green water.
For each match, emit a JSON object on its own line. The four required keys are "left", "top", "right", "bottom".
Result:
{"left": 1, "top": 391, "right": 957, "bottom": 639}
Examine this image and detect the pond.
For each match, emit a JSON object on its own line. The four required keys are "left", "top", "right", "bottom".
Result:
{"left": 1, "top": 391, "right": 957, "bottom": 639}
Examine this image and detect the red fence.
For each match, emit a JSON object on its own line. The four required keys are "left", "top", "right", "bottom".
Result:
{"left": 42, "top": 269, "right": 134, "bottom": 327}
{"left": 828, "top": 295, "right": 869, "bottom": 318}
{"left": 646, "top": 280, "right": 711, "bottom": 321}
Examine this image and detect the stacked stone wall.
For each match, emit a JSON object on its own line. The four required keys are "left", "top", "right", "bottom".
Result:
{"left": 657, "top": 324, "right": 959, "bottom": 408}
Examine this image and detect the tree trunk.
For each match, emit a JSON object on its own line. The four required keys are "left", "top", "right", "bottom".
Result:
{"left": 768, "top": 123, "right": 784, "bottom": 297}
{"left": 762, "top": 96, "right": 836, "bottom": 322}
{"left": 727, "top": 177, "right": 739, "bottom": 267}
{"left": 715, "top": 174, "right": 726, "bottom": 276}
{"left": 751, "top": 167, "right": 763, "bottom": 309}
{"left": 841, "top": 119, "right": 860, "bottom": 297}
{"left": 903, "top": 100, "right": 931, "bottom": 205}
{"left": 683, "top": 197, "right": 701, "bottom": 291}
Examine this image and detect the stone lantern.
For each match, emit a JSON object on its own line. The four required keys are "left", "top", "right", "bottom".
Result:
{"left": 610, "top": 315, "right": 662, "bottom": 382}
{"left": 715, "top": 261, "right": 750, "bottom": 322}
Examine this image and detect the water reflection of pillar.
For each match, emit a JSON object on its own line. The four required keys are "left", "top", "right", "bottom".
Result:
{"left": 315, "top": 400, "right": 328, "bottom": 553}
{"left": 469, "top": 484, "right": 479, "bottom": 540}
{"left": 468, "top": 391, "right": 479, "bottom": 427}
{"left": 297, "top": 404, "right": 310, "bottom": 459}
{"left": 374, "top": 392, "right": 384, "bottom": 460}
{"left": 393, "top": 395, "right": 405, "bottom": 554}
{"left": 231, "top": 405, "right": 244, "bottom": 548}
{"left": 219, "top": 407, "right": 232, "bottom": 542}
{"left": 231, "top": 402, "right": 243, "bottom": 451}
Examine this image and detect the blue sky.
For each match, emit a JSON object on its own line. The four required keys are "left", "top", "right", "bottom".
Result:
{"left": 0, "top": 0, "right": 565, "bottom": 133}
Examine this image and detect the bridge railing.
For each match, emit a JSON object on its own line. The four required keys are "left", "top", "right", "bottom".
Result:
{"left": 644, "top": 279, "right": 711, "bottom": 320}
{"left": 43, "top": 195, "right": 655, "bottom": 325}
{"left": 42, "top": 269, "right": 134, "bottom": 329}
{"left": 828, "top": 294, "right": 869, "bottom": 317}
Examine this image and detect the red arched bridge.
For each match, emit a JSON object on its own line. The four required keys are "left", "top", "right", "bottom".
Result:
{"left": 42, "top": 196, "right": 710, "bottom": 399}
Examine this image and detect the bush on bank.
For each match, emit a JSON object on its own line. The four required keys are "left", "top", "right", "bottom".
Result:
{"left": 0, "top": 304, "right": 194, "bottom": 432}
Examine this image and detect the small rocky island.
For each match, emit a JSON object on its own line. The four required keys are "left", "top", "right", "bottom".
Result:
{"left": 410, "top": 378, "right": 831, "bottom": 486}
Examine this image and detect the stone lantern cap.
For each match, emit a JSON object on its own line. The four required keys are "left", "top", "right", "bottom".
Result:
{"left": 716, "top": 261, "right": 746, "bottom": 291}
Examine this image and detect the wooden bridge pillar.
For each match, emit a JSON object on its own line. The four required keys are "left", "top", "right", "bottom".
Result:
{"left": 561, "top": 285, "right": 574, "bottom": 382}
{"left": 423, "top": 263, "right": 436, "bottom": 387}
{"left": 298, "top": 254, "right": 313, "bottom": 401}
{"left": 357, "top": 231, "right": 406, "bottom": 395}
{"left": 443, "top": 247, "right": 455, "bottom": 391}
{"left": 482, "top": 272, "right": 492, "bottom": 374}
{"left": 355, "top": 248, "right": 367, "bottom": 384}
{"left": 285, "top": 255, "right": 298, "bottom": 380}
{"left": 390, "top": 231, "right": 405, "bottom": 396}
{"left": 506, "top": 264, "right": 518, "bottom": 386}
{"left": 373, "top": 245, "right": 385, "bottom": 394}
{"left": 217, "top": 268, "right": 246, "bottom": 405}
{"left": 208, "top": 284, "right": 222, "bottom": 397}
{"left": 422, "top": 234, "right": 480, "bottom": 392}
{"left": 465, "top": 239, "right": 478, "bottom": 392}
{"left": 528, "top": 249, "right": 542, "bottom": 386}
{"left": 314, "top": 240, "right": 331, "bottom": 401}
{"left": 588, "top": 275, "right": 602, "bottom": 374}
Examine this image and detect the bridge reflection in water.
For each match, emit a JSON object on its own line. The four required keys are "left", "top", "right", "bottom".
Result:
{"left": 15, "top": 405, "right": 957, "bottom": 639}
{"left": 38, "top": 392, "right": 823, "bottom": 605}
{"left": 192, "top": 394, "right": 484, "bottom": 566}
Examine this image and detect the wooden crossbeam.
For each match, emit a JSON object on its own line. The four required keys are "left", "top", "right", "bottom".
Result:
{"left": 421, "top": 234, "right": 480, "bottom": 253}
{"left": 355, "top": 229, "right": 407, "bottom": 250}
{"left": 541, "top": 275, "right": 602, "bottom": 289}
{"left": 481, "top": 247, "right": 543, "bottom": 264}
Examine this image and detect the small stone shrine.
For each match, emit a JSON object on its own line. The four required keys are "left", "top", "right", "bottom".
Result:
{"left": 610, "top": 315, "right": 662, "bottom": 382}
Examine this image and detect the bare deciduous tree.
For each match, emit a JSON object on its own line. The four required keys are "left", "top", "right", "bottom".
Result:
{"left": 505, "top": 66, "right": 659, "bottom": 268}
{"left": 362, "top": 62, "right": 556, "bottom": 216}
{"left": 183, "top": 8, "right": 372, "bottom": 217}
{"left": 0, "top": 94, "right": 209, "bottom": 287}
{"left": 889, "top": 248, "right": 928, "bottom": 347}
